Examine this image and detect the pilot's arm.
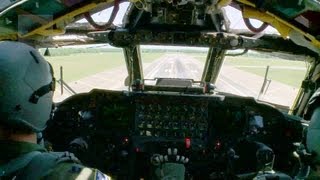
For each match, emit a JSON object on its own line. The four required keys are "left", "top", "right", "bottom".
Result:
{"left": 44, "top": 158, "right": 186, "bottom": 180}
{"left": 44, "top": 163, "right": 111, "bottom": 180}
{"left": 42, "top": 149, "right": 186, "bottom": 180}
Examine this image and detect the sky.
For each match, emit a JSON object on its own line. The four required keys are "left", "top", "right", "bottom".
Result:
{"left": 79, "top": 2, "right": 278, "bottom": 34}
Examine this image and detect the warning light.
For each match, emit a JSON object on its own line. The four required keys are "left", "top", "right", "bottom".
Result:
{"left": 124, "top": 137, "right": 129, "bottom": 143}
{"left": 185, "top": 138, "right": 191, "bottom": 149}
{"left": 214, "top": 140, "right": 221, "bottom": 150}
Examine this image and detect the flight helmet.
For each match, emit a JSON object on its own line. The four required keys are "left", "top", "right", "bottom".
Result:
{"left": 0, "top": 41, "right": 55, "bottom": 132}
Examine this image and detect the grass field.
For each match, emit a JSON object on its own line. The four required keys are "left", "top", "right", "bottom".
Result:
{"left": 46, "top": 52, "right": 163, "bottom": 82}
{"left": 237, "top": 67, "right": 306, "bottom": 87}
{"left": 190, "top": 55, "right": 309, "bottom": 88}
{"left": 46, "top": 49, "right": 309, "bottom": 88}
{"left": 224, "top": 56, "right": 309, "bottom": 67}
{"left": 225, "top": 57, "right": 308, "bottom": 88}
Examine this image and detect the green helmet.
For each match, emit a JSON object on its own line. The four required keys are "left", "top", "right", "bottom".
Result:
{"left": 0, "top": 41, "right": 55, "bottom": 132}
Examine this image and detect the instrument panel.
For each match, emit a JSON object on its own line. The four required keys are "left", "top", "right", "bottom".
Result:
{"left": 135, "top": 93, "right": 208, "bottom": 139}
{"left": 44, "top": 89, "right": 304, "bottom": 179}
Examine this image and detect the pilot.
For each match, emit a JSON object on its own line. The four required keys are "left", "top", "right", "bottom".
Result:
{"left": 305, "top": 87, "right": 320, "bottom": 177}
{"left": 0, "top": 41, "right": 186, "bottom": 180}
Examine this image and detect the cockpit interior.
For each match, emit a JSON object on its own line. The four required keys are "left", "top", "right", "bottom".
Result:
{"left": 1, "top": 0, "right": 320, "bottom": 179}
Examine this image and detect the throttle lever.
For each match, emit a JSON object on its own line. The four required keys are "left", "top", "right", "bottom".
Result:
{"left": 255, "top": 143, "right": 275, "bottom": 173}
{"left": 226, "top": 148, "right": 240, "bottom": 178}
{"left": 293, "top": 143, "right": 312, "bottom": 179}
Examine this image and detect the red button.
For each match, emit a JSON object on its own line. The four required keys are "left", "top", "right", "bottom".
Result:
{"left": 185, "top": 138, "right": 191, "bottom": 149}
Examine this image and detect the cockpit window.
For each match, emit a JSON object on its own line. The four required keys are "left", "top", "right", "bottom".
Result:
{"left": 141, "top": 46, "right": 310, "bottom": 108}
{"left": 40, "top": 46, "right": 126, "bottom": 102}
{"left": 141, "top": 45, "right": 208, "bottom": 81}
{"left": 222, "top": 6, "right": 278, "bottom": 34}
{"left": 217, "top": 51, "right": 310, "bottom": 108}
{"left": 44, "top": 45, "right": 310, "bottom": 108}
{"left": 77, "top": 2, "right": 130, "bottom": 25}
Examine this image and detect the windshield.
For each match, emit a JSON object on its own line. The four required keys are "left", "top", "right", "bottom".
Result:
{"left": 41, "top": 46, "right": 126, "bottom": 102}
{"left": 141, "top": 46, "right": 309, "bottom": 108}
{"left": 141, "top": 46, "right": 207, "bottom": 81}
{"left": 218, "top": 51, "right": 309, "bottom": 107}
{"left": 43, "top": 45, "right": 309, "bottom": 108}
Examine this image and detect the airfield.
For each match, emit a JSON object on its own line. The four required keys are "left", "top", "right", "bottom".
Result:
{"left": 50, "top": 52, "right": 305, "bottom": 108}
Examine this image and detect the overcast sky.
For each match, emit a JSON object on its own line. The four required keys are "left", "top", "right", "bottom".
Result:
{"left": 79, "top": 2, "right": 278, "bottom": 33}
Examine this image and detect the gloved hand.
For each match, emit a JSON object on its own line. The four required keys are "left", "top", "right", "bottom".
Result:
{"left": 151, "top": 148, "right": 188, "bottom": 180}
{"left": 151, "top": 148, "right": 189, "bottom": 165}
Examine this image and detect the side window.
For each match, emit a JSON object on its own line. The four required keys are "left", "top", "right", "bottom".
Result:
{"left": 39, "top": 46, "right": 126, "bottom": 102}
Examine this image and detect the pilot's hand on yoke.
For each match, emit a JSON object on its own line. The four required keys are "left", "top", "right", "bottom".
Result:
{"left": 151, "top": 148, "right": 188, "bottom": 180}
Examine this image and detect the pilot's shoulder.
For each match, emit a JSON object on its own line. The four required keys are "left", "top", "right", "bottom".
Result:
{"left": 44, "top": 162, "right": 111, "bottom": 180}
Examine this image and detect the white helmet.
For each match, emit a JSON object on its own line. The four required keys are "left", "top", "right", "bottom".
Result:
{"left": 0, "top": 41, "right": 55, "bottom": 132}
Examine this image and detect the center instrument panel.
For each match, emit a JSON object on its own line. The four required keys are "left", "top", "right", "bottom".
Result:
{"left": 133, "top": 93, "right": 209, "bottom": 152}
{"left": 44, "top": 89, "right": 304, "bottom": 179}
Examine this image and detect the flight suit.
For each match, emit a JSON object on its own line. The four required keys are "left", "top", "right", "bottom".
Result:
{"left": 0, "top": 140, "right": 111, "bottom": 180}
{"left": 0, "top": 140, "right": 185, "bottom": 180}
